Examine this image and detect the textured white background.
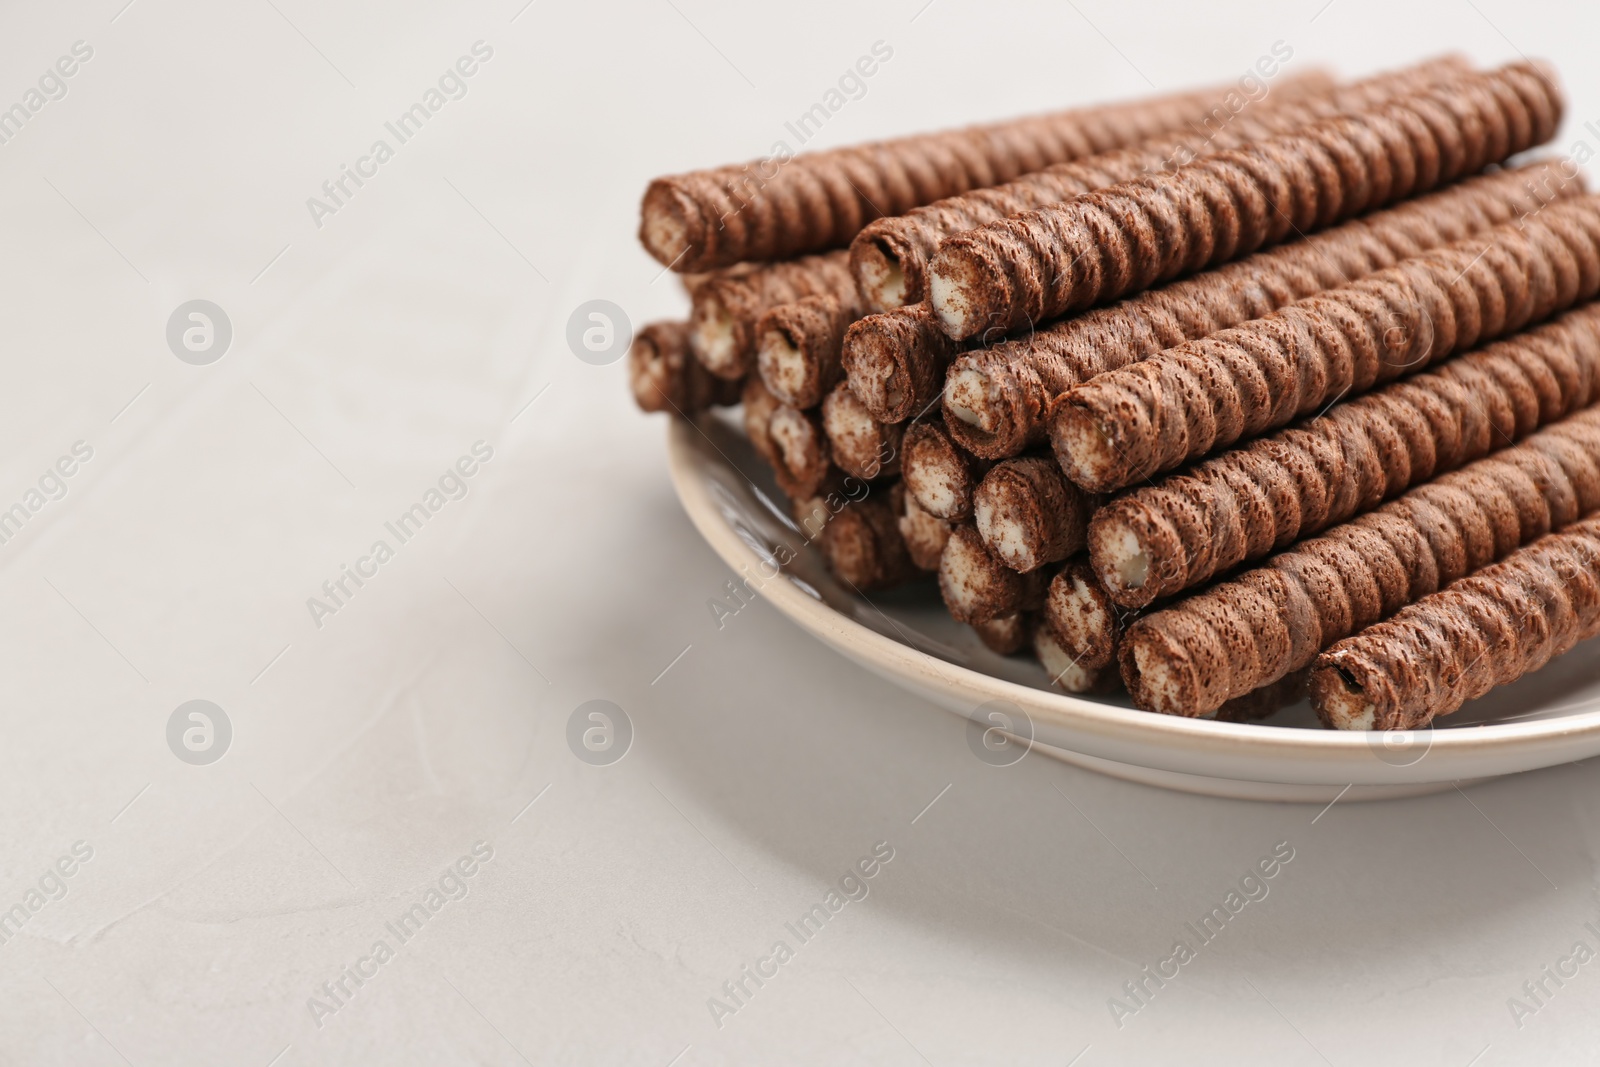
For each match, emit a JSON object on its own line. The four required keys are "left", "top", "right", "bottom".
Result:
{"left": 2, "top": 0, "right": 1600, "bottom": 1064}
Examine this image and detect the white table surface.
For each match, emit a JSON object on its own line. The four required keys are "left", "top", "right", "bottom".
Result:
{"left": 3, "top": 0, "right": 1599, "bottom": 1063}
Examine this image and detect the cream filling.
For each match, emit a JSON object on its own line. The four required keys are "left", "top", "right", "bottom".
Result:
{"left": 907, "top": 464, "right": 959, "bottom": 518}
{"left": 1035, "top": 627, "right": 1096, "bottom": 692}
{"left": 768, "top": 407, "right": 811, "bottom": 475}
{"left": 974, "top": 494, "right": 1031, "bottom": 572}
{"left": 944, "top": 366, "right": 995, "bottom": 430}
{"left": 858, "top": 249, "right": 907, "bottom": 311}
{"left": 929, "top": 267, "right": 973, "bottom": 337}
{"left": 693, "top": 299, "right": 739, "bottom": 374}
{"left": 757, "top": 329, "right": 806, "bottom": 404}
{"left": 940, "top": 534, "right": 992, "bottom": 617}
{"left": 1098, "top": 520, "right": 1149, "bottom": 593}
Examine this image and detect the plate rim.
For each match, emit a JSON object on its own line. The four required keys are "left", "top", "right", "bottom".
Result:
{"left": 665, "top": 416, "right": 1600, "bottom": 776}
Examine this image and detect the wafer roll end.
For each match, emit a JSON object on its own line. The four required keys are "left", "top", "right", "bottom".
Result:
{"left": 928, "top": 235, "right": 1011, "bottom": 340}
{"left": 1119, "top": 618, "right": 1207, "bottom": 717}
{"left": 1310, "top": 649, "right": 1417, "bottom": 730}
{"left": 691, "top": 288, "right": 751, "bottom": 380}
{"left": 898, "top": 489, "right": 952, "bottom": 571}
{"left": 974, "top": 457, "right": 1091, "bottom": 572}
{"left": 1044, "top": 561, "right": 1125, "bottom": 671}
{"left": 640, "top": 179, "right": 703, "bottom": 270}
{"left": 821, "top": 382, "right": 903, "bottom": 480}
{"left": 628, "top": 321, "right": 741, "bottom": 414}
{"left": 851, "top": 225, "right": 918, "bottom": 312}
{"left": 821, "top": 491, "right": 918, "bottom": 592}
{"left": 903, "top": 421, "right": 985, "bottom": 521}
{"left": 1035, "top": 623, "right": 1112, "bottom": 694}
{"left": 939, "top": 524, "right": 1025, "bottom": 624}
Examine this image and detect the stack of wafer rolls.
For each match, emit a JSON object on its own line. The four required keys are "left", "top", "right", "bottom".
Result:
{"left": 636, "top": 54, "right": 1600, "bottom": 720}
{"left": 1120, "top": 408, "right": 1600, "bottom": 717}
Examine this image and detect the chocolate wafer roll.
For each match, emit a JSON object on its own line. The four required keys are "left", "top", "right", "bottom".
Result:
{"left": 903, "top": 420, "right": 992, "bottom": 521}
{"left": 974, "top": 611, "right": 1034, "bottom": 656}
{"left": 821, "top": 381, "right": 902, "bottom": 480}
{"left": 628, "top": 320, "right": 742, "bottom": 414}
{"left": 928, "top": 62, "right": 1565, "bottom": 339}
{"left": 1312, "top": 513, "right": 1600, "bottom": 730}
{"left": 640, "top": 79, "right": 1270, "bottom": 272}
{"left": 898, "top": 487, "right": 952, "bottom": 571}
{"left": 757, "top": 293, "right": 863, "bottom": 408}
{"left": 939, "top": 524, "right": 1052, "bottom": 623}
{"left": 974, "top": 457, "right": 1096, "bottom": 572}
{"left": 1119, "top": 407, "right": 1600, "bottom": 717}
{"left": 1055, "top": 195, "right": 1600, "bottom": 494}
{"left": 942, "top": 161, "right": 1583, "bottom": 458}
{"left": 851, "top": 56, "right": 1469, "bottom": 311}
{"left": 767, "top": 403, "right": 832, "bottom": 498}
{"left": 1044, "top": 560, "right": 1137, "bottom": 672}
{"left": 841, "top": 303, "right": 967, "bottom": 423}
{"left": 1091, "top": 302, "right": 1600, "bottom": 609}
{"left": 1034, "top": 622, "right": 1113, "bottom": 694}
{"left": 820, "top": 484, "right": 919, "bottom": 592}
{"left": 691, "top": 251, "right": 859, "bottom": 379}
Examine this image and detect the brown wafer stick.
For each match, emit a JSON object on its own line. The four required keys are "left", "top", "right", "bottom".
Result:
{"left": 851, "top": 56, "right": 1469, "bottom": 311}
{"left": 938, "top": 524, "right": 1051, "bottom": 623}
{"left": 1119, "top": 407, "right": 1600, "bottom": 717}
{"left": 1213, "top": 670, "right": 1310, "bottom": 723}
{"left": 974, "top": 457, "right": 1097, "bottom": 572}
{"left": 1044, "top": 560, "right": 1137, "bottom": 672}
{"left": 691, "top": 250, "right": 859, "bottom": 380}
{"left": 943, "top": 161, "right": 1583, "bottom": 458}
{"left": 1312, "top": 513, "right": 1600, "bottom": 730}
{"left": 927, "top": 62, "right": 1565, "bottom": 340}
{"left": 841, "top": 303, "right": 967, "bottom": 423}
{"left": 640, "top": 79, "right": 1273, "bottom": 272}
{"left": 821, "top": 381, "right": 902, "bottom": 480}
{"left": 819, "top": 483, "right": 919, "bottom": 591}
{"left": 1034, "top": 622, "right": 1114, "bottom": 694}
{"left": 1091, "top": 302, "right": 1600, "bottom": 609}
{"left": 628, "top": 321, "right": 743, "bottom": 414}
{"left": 767, "top": 403, "right": 832, "bottom": 498}
{"left": 903, "top": 420, "right": 992, "bottom": 521}
{"left": 757, "top": 293, "right": 863, "bottom": 408}
{"left": 1054, "top": 195, "right": 1600, "bottom": 494}
{"left": 898, "top": 487, "right": 952, "bottom": 571}
{"left": 974, "top": 611, "right": 1034, "bottom": 656}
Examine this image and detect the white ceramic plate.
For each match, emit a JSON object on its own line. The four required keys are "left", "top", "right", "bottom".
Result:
{"left": 667, "top": 414, "right": 1600, "bottom": 801}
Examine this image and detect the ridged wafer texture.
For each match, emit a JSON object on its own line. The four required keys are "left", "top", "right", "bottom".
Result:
{"left": 941, "top": 161, "right": 1585, "bottom": 458}
{"left": 1119, "top": 407, "right": 1600, "bottom": 717}
{"left": 841, "top": 303, "right": 968, "bottom": 422}
{"left": 627, "top": 321, "right": 743, "bottom": 414}
{"left": 927, "top": 62, "right": 1565, "bottom": 340}
{"left": 767, "top": 403, "right": 832, "bottom": 498}
{"left": 1054, "top": 195, "right": 1600, "bottom": 494}
{"left": 1312, "top": 513, "right": 1600, "bottom": 729}
{"left": 1091, "top": 303, "right": 1600, "bottom": 608}
{"left": 850, "top": 56, "right": 1469, "bottom": 312}
{"left": 756, "top": 293, "right": 863, "bottom": 409}
{"left": 639, "top": 79, "right": 1273, "bottom": 272}
{"left": 690, "top": 251, "right": 859, "bottom": 379}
